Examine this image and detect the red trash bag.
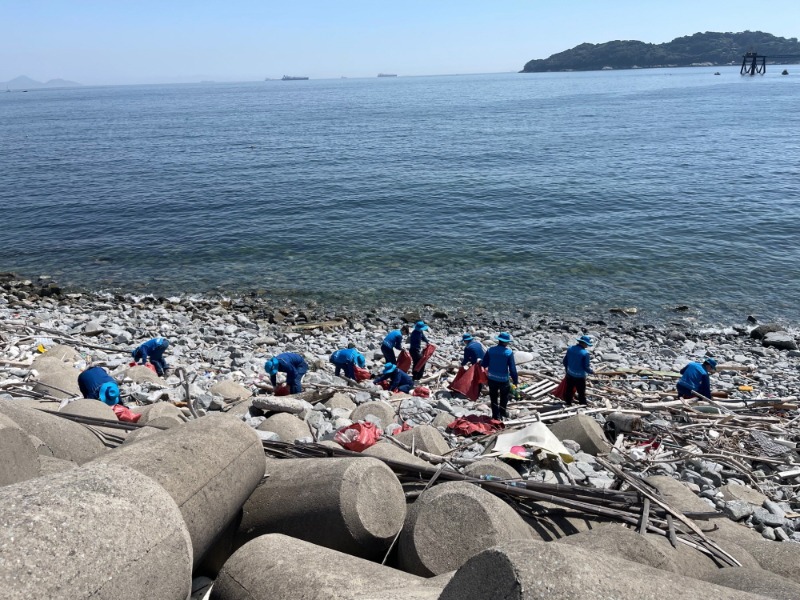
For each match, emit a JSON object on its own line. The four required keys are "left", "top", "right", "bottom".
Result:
{"left": 112, "top": 404, "right": 142, "bottom": 423}
{"left": 378, "top": 379, "right": 391, "bottom": 390}
{"left": 353, "top": 366, "right": 371, "bottom": 382}
{"left": 448, "top": 364, "right": 487, "bottom": 401}
{"left": 415, "top": 344, "right": 437, "bottom": 372}
{"left": 552, "top": 377, "right": 567, "bottom": 401}
{"left": 412, "top": 386, "right": 431, "bottom": 398}
{"left": 275, "top": 383, "right": 290, "bottom": 396}
{"left": 447, "top": 415, "right": 504, "bottom": 436}
{"left": 334, "top": 422, "right": 382, "bottom": 452}
{"left": 397, "top": 350, "right": 412, "bottom": 373}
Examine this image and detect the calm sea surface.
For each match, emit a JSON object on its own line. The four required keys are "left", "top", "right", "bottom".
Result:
{"left": 1, "top": 68, "right": 798, "bottom": 321}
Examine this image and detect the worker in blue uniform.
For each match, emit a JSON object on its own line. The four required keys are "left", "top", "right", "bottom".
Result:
{"left": 381, "top": 324, "right": 410, "bottom": 365}
{"left": 676, "top": 358, "right": 717, "bottom": 399}
{"left": 482, "top": 332, "right": 518, "bottom": 420}
{"left": 132, "top": 337, "right": 170, "bottom": 376}
{"left": 329, "top": 343, "right": 366, "bottom": 379}
{"left": 265, "top": 353, "right": 309, "bottom": 394}
{"left": 409, "top": 320, "right": 429, "bottom": 380}
{"left": 562, "top": 335, "right": 594, "bottom": 406}
{"left": 77, "top": 366, "right": 121, "bottom": 406}
{"left": 373, "top": 363, "right": 414, "bottom": 393}
{"left": 461, "top": 333, "right": 486, "bottom": 367}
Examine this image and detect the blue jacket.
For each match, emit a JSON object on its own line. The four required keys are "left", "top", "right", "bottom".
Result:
{"left": 563, "top": 344, "right": 593, "bottom": 379}
{"left": 270, "top": 352, "right": 308, "bottom": 386}
{"left": 678, "top": 362, "right": 711, "bottom": 399}
{"left": 383, "top": 330, "right": 404, "bottom": 350}
{"left": 482, "top": 345, "right": 518, "bottom": 384}
{"left": 77, "top": 366, "right": 120, "bottom": 405}
{"left": 409, "top": 329, "right": 428, "bottom": 352}
{"left": 462, "top": 341, "right": 486, "bottom": 366}
{"left": 330, "top": 348, "right": 366, "bottom": 368}
{"left": 374, "top": 368, "right": 414, "bottom": 392}
{"left": 132, "top": 337, "right": 168, "bottom": 362}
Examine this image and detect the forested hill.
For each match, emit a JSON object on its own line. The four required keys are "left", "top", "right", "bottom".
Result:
{"left": 521, "top": 31, "right": 800, "bottom": 73}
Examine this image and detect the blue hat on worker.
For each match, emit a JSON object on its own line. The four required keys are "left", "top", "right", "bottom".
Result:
{"left": 155, "top": 337, "right": 170, "bottom": 349}
{"left": 98, "top": 382, "right": 120, "bottom": 406}
{"left": 577, "top": 335, "right": 594, "bottom": 347}
{"left": 462, "top": 333, "right": 474, "bottom": 342}
{"left": 414, "top": 320, "right": 428, "bottom": 331}
{"left": 264, "top": 358, "right": 279, "bottom": 375}
{"left": 383, "top": 363, "right": 397, "bottom": 375}
{"left": 495, "top": 332, "right": 513, "bottom": 344}
{"left": 703, "top": 357, "right": 718, "bottom": 370}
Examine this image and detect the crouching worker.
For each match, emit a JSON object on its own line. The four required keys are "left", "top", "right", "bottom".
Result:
{"left": 77, "top": 366, "right": 121, "bottom": 406}
{"left": 381, "top": 325, "right": 410, "bottom": 365}
{"left": 373, "top": 363, "right": 414, "bottom": 393}
{"left": 461, "top": 333, "right": 485, "bottom": 367}
{"left": 677, "top": 358, "right": 717, "bottom": 400}
{"left": 132, "top": 337, "right": 170, "bottom": 376}
{"left": 329, "top": 343, "right": 366, "bottom": 379}
{"left": 482, "top": 332, "right": 518, "bottom": 420}
{"left": 265, "top": 352, "right": 309, "bottom": 394}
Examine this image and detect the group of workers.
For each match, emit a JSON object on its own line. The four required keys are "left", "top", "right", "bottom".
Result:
{"left": 74, "top": 324, "right": 720, "bottom": 423}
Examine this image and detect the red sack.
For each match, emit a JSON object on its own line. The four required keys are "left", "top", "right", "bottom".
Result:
{"left": 397, "top": 350, "right": 412, "bottom": 373}
{"left": 447, "top": 415, "right": 504, "bottom": 436}
{"left": 334, "top": 422, "right": 382, "bottom": 452}
{"left": 412, "top": 386, "right": 431, "bottom": 398}
{"left": 353, "top": 366, "right": 371, "bottom": 382}
{"left": 378, "top": 379, "right": 391, "bottom": 390}
{"left": 552, "top": 377, "right": 567, "bottom": 401}
{"left": 448, "top": 364, "right": 487, "bottom": 401}
{"left": 390, "top": 422, "right": 413, "bottom": 434}
{"left": 112, "top": 404, "right": 142, "bottom": 423}
{"left": 275, "top": 383, "right": 290, "bottom": 396}
{"left": 415, "top": 344, "right": 437, "bottom": 372}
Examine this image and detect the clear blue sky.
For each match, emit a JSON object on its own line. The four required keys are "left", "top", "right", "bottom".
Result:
{"left": 2, "top": 0, "right": 797, "bottom": 85}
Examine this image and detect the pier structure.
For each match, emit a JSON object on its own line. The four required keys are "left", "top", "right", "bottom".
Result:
{"left": 741, "top": 52, "right": 800, "bottom": 75}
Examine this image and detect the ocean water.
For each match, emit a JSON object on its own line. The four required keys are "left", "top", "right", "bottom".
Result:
{"left": 1, "top": 67, "right": 799, "bottom": 321}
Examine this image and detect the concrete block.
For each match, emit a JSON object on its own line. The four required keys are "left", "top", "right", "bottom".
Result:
{"left": 559, "top": 525, "right": 680, "bottom": 573}
{"left": 0, "top": 462, "right": 192, "bottom": 599}
{"left": 438, "top": 540, "right": 765, "bottom": 600}
{"left": 124, "top": 365, "right": 164, "bottom": 384}
{"left": 325, "top": 392, "right": 357, "bottom": 411}
{"left": 90, "top": 414, "right": 264, "bottom": 565}
{"left": 252, "top": 395, "right": 309, "bottom": 415}
{"left": 398, "top": 481, "right": 533, "bottom": 576}
{"left": 237, "top": 457, "right": 406, "bottom": 559}
{"left": 394, "top": 424, "right": 450, "bottom": 456}
{"left": 350, "top": 400, "right": 396, "bottom": 428}
{"left": 548, "top": 415, "right": 611, "bottom": 456}
{"left": 60, "top": 398, "right": 119, "bottom": 421}
{"left": 37, "top": 455, "right": 78, "bottom": 475}
{"left": 123, "top": 425, "right": 166, "bottom": 445}
{"left": 130, "top": 401, "right": 186, "bottom": 424}
{"left": 210, "top": 534, "right": 442, "bottom": 600}
{"left": 0, "top": 398, "right": 106, "bottom": 463}
{"left": 362, "top": 441, "right": 432, "bottom": 467}
{"left": 32, "top": 368, "right": 82, "bottom": 399}
{"left": 35, "top": 344, "right": 82, "bottom": 364}
{"left": 702, "top": 566, "right": 800, "bottom": 599}
{"left": 462, "top": 459, "right": 519, "bottom": 480}
{"left": 720, "top": 483, "right": 768, "bottom": 506}
{"left": 256, "top": 412, "right": 311, "bottom": 442}
{"left": 526, "top": 502, "right": 612, "bottom": 541}
{"left": 209, "top": 380, "right": 252, "bottom": 401}
{"left": 0, "top": 413, "right": 41, "bottom": 486}
{"left": 30, "top": 356, "right": 78, "bottom": 377}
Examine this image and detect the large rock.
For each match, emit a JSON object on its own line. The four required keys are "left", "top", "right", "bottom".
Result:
{"left": 0, "top": 399, "right": 106, "bottom": 463}
{"left": 362, "top": 441, "right": 432, "bottom": 467}
{"left": 720, "top": 483, "right": 768, "bottom": 506}
{"left": 438, "top": 540, "right": 765, "bottom": 600}
{"left": 393, "top": 424, "right": 450, "bottom": 456}
{"left": 548, "top": 415, "right": 611, "bottom": 456}
{"left": 90, "top": 414, "right": 264, "bottom": 565}
{"left": 209, "top": 380, "right": 252, "bottom": 401}
{"left": 762, "top": 332, "right": 797, "bottom": 351}
{"left": 350, "top": 400, "right": 396, "bottom": 428}
{"left": 0, "top": 413, "right": 41, "bottom": 486}
{"left": 750, "top": 323, "right": 782, "bottom": 339}
{"left": 398, "top": 481, "right": 532, "bottom": 576}
{"left": 32, "top": 369, "right": 82, "bottom": 399}
{"left": 252, "top": 396, "right": 309, "bottom": 415}
{"left": 210, "top": 534, "right": 442, "bottom": 600}
{"left": 236, "top": 457, "right": 406, "bottom": 559}
{"left": 0, "top": 462, "right": 192, "bottom": 599}
{"left": 463, "top": 459, "right": 520, "bottom": 480}
{"left": 256, "top": 412, "right": 311, "bottom": 442}
{"left": 325, "top": 392, "right": 357, "bottom": 411}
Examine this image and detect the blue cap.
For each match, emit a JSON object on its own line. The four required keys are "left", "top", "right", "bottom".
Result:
{"left": 99, "top": 382, "right": 120, "bottom": 406}
{"left": 496, "top": 332, "right": 513, "bottom": 344}
{"left": 414, "top": 320, "right": 428, "bottom": 331}
{"left": 462, "top": 333, "right": 474, "bottom": 342}
{"left": 577, "top": 335, "right": 594, "bottom": 347}
{"left": 264, "top": 358, "right": 279, "bottom": 374}
{"left": 383, "top": 363, "right": 397, "bottom": 374}
{"left": 703, "top": 357, "right": 718, "bottom": 370}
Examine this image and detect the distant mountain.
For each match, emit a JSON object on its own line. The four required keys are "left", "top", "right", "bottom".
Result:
{"left": 3, "top": 75, "right": 82, "bottom": 90}
{"left": 521, "top": 31, "right": 800, "bottom": 73}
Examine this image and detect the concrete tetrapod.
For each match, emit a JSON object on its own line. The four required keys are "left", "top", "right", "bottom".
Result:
{"left": 548, "top": 414, "right": 611, "bottom": 455}
{"left": 90, "top": 413, "right": 264, "bottom": 565}
{"left": 211, "top": 534, "right": 442, "bottom": 600}
{"left": 32, "top": 368, "right": 82, "bottom": 399}
{"left": 462, "top": 459, "right": 520, "bottom": 480}
{"left": 398, "top": 481, "right": 533, "bottom": 576}
{"left": 362, "top": 441, "right": 432, "bottom": 468}
{"left": 393, "top": 424, "right": 450, "bottom": 456}
{"left": 0, "top": 462, "right": 192, "bottom": 600}
{"left": 236, "top": 457, "right": 406, "bottom": 559}
{"left": 0, "top": 413, "right": 41, "bottom": 486}
{"left": 0, "top": 399, "right": 106, "bottom": 463}
{"left": 702, "top": 567, "right": 800, "bottom": 600}
{"left": 438, "top": 540, "right": 768, "bottom": 600}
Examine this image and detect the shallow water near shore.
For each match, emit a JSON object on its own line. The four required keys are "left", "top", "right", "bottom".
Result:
{"left": 1, "top": 67, "right": 799, "bottom": 321}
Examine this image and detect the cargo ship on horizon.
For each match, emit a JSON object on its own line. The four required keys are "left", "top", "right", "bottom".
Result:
{"left": 281, "top": 75, "right": 309, "bottom": 81}
{"left": 377, "top": 73, "right": 397, "bottom": 77}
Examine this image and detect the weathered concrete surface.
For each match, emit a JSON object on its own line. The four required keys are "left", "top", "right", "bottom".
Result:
{"left": 32, "top": 368, "right": 82, "bottom": 399}
{"left": 252, "top": 396, "right": 308, "bottom": 415}
{"left": 37, "top": 455, "right": 78, "bottom": 475}
{"left": 558, "top": 525, "right": 680, "bottom": 573}
{"left": 398, "top": 481, "right": 533, "bottom": 576}
{"left": 0, "top": 462, "right": 192, "bottom": 600}
{"left": 463, "top": 459, "right": 520, "bottom": 480}
{"left": 130, "top": 402, "right": 186, "bottom": 425}
{"left": 90, "top": 414, "right": 264, "bottom": 565}
{"left": 210, "top": 534, "right": 442, "bottom": 600}
{"left": 0, "top": 413, "right": 41, "bottom": 485}
{"left": 350, "top": 401, "right": 396, "bottom": 427}
{"left": 526, "top": 501, "right": 611, "bottom": 541}
{"left": 237, "top": 457, "right": 406, "bottom": 559}
{"left": 548, "top": 415, "right": 611, "bottom": 456}
{"left": 702, "top": 567, "right": 800, "bottom": 599}
{"left": 438, "top": 540, "right": 767, "bottom": 600}
{"left": 325, "top": 392, "right": 356, "bottom": 411}
{"left": 362, "top": 441, "right": 432, "bottom": 468}
{"left": 0, "top": 399, "right": 106, "bottom": 463}
{"left": 210, "top": 380, "right": 252, "bottom": 401}
{"left": 394, "top": 424, "right": 450, "bottom": 456}
{"left": 60, "top": 398, "right": 119, "bottom": 421}
{"left": 256, "top": 412, "right": 311, "bottom": 442}
{"left": 122, "top": 424, "right": 165, "bottom": 444}
{"left": 720, "top": 482, "right": 769, "bottom": 506}
{"left": 124, "top": 365, "right": 164, "bottom": 384}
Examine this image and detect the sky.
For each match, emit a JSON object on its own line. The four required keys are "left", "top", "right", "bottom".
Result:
{"left": 1, "top": 0, "right": 798, "bottom": 85}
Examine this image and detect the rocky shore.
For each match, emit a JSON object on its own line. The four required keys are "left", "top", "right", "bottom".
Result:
{"left": 2, "top": 272, "right": 800, "bottom": 599}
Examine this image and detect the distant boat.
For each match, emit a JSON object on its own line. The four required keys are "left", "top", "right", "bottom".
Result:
{"left": 714, "top": 72, "right": 721, "bottom": 75}
{"left": 782, "top": 69, "right": 789, "bottom": 75}
{"left": 282, "top": 75, "right": 309, "bottom": 81}
{"left": 377, "top": 73, "right": 397, "bottom": 78}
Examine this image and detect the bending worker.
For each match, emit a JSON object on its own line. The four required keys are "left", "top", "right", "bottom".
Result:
{"left": 77, "top": 366, "right": 121, "bottom": 406}
{"left": 676, "top": 358, "right": 717, "bottom": 399}
{"left": 373, "top": 363, "right": 414, "bottom": 393}
{"left": 329, "top": 343, "right": 366, "bottom": 379}
{"left": 265, "top": 352, "right": 309, "bottom": 395}
{"left": 482, "top": 332, "right": 518, "bottom": 420}
{"left": 563, "top": 335, "right": 594, "bottom": 406}
{"left": 132, "top": 337, "right": 170, "bottom": 376}
{"left": 409, "top": 320, "right": 429, "bottom": 380}
{"left": 461, "top": 333, "right": 485, "bottom": 367}
{"left": 381, "top": 324, "right": 410, "bottom": 365}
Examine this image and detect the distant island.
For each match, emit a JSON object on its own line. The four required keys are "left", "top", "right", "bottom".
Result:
{"left": 521, "top": 31, "right": 800, "bottom": 73}
{"left": 2, "top": 75, "right": 82, "bottom": 90}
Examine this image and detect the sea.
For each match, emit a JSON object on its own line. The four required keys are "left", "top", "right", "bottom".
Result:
{"left": 1, "top": 66, "right": 798, "bottom": 322}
